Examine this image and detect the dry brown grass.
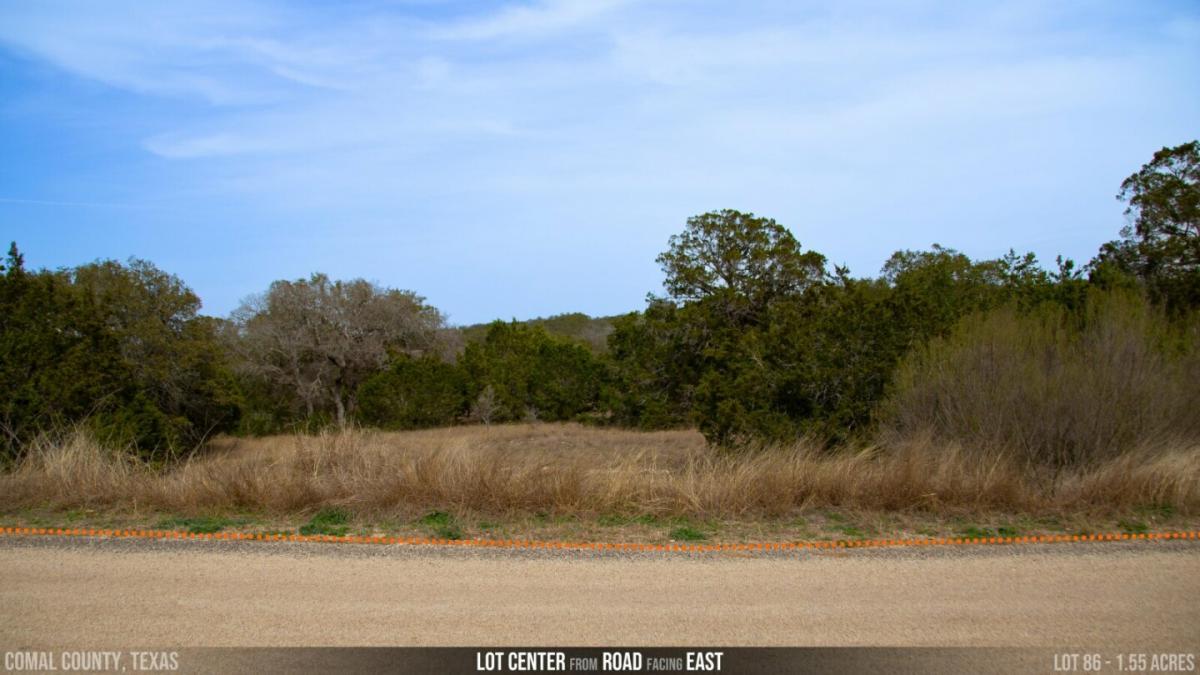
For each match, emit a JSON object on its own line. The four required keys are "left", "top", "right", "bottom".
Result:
{"left": 3, "top": 423, "right": 1198, "bottom": 520}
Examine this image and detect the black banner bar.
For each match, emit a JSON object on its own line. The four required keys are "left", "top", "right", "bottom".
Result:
{"left": 27, "top": 647, "right": 1060, "bottom": 675}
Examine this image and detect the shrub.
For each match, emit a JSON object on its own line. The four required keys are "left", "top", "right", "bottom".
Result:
{"left": 357, "top": 355, "right": 468, "bottom": 430}
{"left": 878, "top": 290, "right": 1200, "bottom": 467}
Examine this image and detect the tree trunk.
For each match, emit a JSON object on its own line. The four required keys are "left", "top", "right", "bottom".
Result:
{"left": 332, "top": 385, "right": 346, "bottom": 428}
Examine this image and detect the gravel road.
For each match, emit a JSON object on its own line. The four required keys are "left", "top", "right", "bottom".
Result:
{"left": 1, "top": 536, "right": 1197, "bottom": 649}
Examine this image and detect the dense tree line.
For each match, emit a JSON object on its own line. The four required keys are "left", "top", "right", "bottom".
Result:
{"left": 609, "top": 141, "right": 1198, "bottom": 447}
{"left": 0, "top": 251, "right": 239, "bottom": 461}
{"left": 1, "top": 141, "right": 1196, "bottom": 462}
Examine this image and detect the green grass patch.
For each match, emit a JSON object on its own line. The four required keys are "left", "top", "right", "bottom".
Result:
{"left": 1118, "top": 519, "right": 1149, "bottom": 534}
{"left": 1032, "top": 516, "right": 1065, "bottom": 531}
{"left": 596, "top": 514, "right": 631, "bottom": 527}
{"left": 835, "top": 525, "right": 870, "bottom": 539}
{"left": 668, "top": 526, "right": 707, "bottom": 542}
{"left": 63, "top": 509, "right": 90, "bottom": 522}
{"left": 156, "top": 515, "right": 239, "bottom": 534}
{"left": 417, "top": 510, "right": 462, "bottom": 540}
{"left": 418, "top": 510, "right": 454, "bottom": 527}
{"left": 822, "top": 510, "right": 848, "bottom": 524}
{"left": 787, "top": 517, "right": 817, "bottom": 539}
{"left": 430, "top": 524, "right": 462, "bottom": 539}
{"left": 597, "top": 513, "right": 667, "bottom": 527}
{"left": 959, "top": 526, "right": 995, "bottom": 539}
{"left": 528, "top": 511, "right": 578, "bottom": 525}
{"left": 299, "top": 507, "right": 351, "bottom": 536}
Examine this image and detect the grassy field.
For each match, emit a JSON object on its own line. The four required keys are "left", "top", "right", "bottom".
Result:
{"left": 1, "top": 423, "right": 1197, "bottom": 543}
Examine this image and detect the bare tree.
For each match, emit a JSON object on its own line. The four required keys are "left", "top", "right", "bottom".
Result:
{"left": 470, "top": 385, "right": 500, "bottom": 426}
{"left": 230, "top": 273, "right": 445, "bottom": 427}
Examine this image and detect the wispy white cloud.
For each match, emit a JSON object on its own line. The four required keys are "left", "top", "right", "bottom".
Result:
{"left": 431, "top": 0, "right": 635, "bottom": 40}
{"left": 0, "top": 1, "right": 294, "bottom": 103}
{"left": 1, "top": 0, "right": 1197, "bottom": 320}
{"left": 2, "top": 1, "right": 1190, "bottom": 174}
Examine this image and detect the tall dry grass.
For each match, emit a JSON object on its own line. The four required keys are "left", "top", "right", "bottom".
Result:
{"left": 3, "top": 423, "right": 1197, "bottom": 518}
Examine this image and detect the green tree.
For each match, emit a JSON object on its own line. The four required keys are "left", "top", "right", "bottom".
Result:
{"left": 656, "top": 209, "right": 827, "bottom": 321}
{"left": 0, "top": 246, "right": 237, "bottom": 461}
{"left": 72, "top": 259, "right": 240, "bottom": 450}
{"left": 461, "top": 321, "right": 602, "bottom": 423}
{"left": 357, "top": 354, "right": 468, "bottom": 429}
{"left": 882, "top": 245, "right": 1009, "bottom": 342}
{"left": 605, "top": 301, "right": 703, "bottom": 429}
{"left": 1094, "top": 140, "right": 1200, "bottom": 311}
{"left": 611, "top": 210, "right": 833, "bottom": 445}
{"left": 456, "top": 313, "right": 616, "bottom": 354}
{"left": 0, "top": 244, "right": 127, "bottom": 459}
{"left": 610, "top": 225, "right": 1081, "bottom": 446}
{"left": 757, "top": 274, "right": 900, "bottom": 443}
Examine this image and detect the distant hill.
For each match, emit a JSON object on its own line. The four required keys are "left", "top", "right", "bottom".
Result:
{"left": 456, "top": 312, "right": 621, "bottom": 353}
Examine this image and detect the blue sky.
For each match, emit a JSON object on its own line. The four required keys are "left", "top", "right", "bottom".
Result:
{"left": 1, "top": 1, "right": 1197, "bottom": 325}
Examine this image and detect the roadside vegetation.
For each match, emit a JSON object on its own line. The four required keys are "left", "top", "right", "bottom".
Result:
{"left": 1, "top": 141, "right": 1198, "bottom": 542}
{"left": 0, "top": 424, "right": 1196, "bottom": 539}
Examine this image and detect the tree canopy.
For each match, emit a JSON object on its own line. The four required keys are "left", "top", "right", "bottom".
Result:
{"left": 1095, "top": 140, "right": 1200, "bottom": 311}
{"left": 656, "top": 209, "right": 827, "bottom": 319}
{"left": 0, "top": 247, "right": 238, "bottom": 461}
{"left": 230, "top": 274, "right": 444, "bottom": 428}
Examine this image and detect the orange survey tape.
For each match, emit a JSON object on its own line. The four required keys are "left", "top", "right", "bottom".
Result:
{"left": 0, "top": 526, "right": 1196, "bottom": 552}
